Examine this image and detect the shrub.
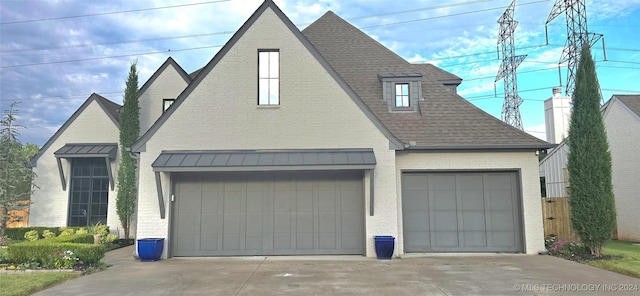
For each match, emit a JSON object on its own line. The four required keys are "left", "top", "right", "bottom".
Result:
{"left": 42, "top": 230, "right": 56, "bottom": 238}
{"left": 76, "top": 228, "right": 88, "bottom": 235}
{"left": 7, "top": 238, "right": 106, "bottom": 266}
{"left": 24, "top": 230, "right": 40, "bottom": 241}
{"left": 0, "top": 248, "right": 8, "bottom": 263}
{"left": 5, "top": 227, "right": 62, "bottom": 240}
{"left": 59, "top": 227, "right": 76, "bottom": 236}
{"left": 547, "top": 239, "right": 588, "bottom": 257}
{"left": 49, "top": 234, "right": 94, "bottom": 244}
{"left": 0, "top": 235, "right": 11, "bottom": 246}
{"left": 101, "top": 234, "right": 118, "bottom": 244}
{"left": 45, "top": 250, "right": 81, "bottom": 269}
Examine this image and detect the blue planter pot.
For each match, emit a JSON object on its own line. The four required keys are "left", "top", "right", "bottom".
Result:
{"left": 374, "top": 236, "right": 395, "bottom": 259}
{"left": 137, "top": 238, "right": 164, "bottom": 262}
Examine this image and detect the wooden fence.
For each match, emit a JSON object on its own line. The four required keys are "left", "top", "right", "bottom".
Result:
{"left": 541, "top": 197, "right": 577, "bottom": 241}
{"left": 1, "top": 205, "right": 30, "bottom": 228}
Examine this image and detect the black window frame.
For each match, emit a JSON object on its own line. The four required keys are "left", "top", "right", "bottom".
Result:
{"left": 67, "top": 158, "right": 109, "bottom": 227}
{"left": 163, "top": 98, "right": 175, "bottom": 112}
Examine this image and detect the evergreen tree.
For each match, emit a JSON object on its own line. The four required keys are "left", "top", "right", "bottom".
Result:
{"left": 0, "top": 102, "right": 36, "bottom": 236}
{"left": 567, "top": 46, "right": 615, "bottom": 257}
{"left": 116, "top": 61, "right": 139, "bottom": 239}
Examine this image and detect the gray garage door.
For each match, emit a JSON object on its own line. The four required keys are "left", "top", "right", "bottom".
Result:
{"left": 402, "top": 172, "right": 522, "bottom": 252}
{"left": 172, "top": 171, "right": 364, "bottom": 256}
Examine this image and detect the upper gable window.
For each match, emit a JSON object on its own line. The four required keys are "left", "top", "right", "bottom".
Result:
{"left": 379, "top": 73, "right": 423, "bottom": 112}
{"left": 163, "top": 99, "right": 175, "bottom": 112}
{"left": 258, "top": 50, "right": 279, "bottom": 105}
{"left": 395, "top": 83, "right": 409, "bottom": 107}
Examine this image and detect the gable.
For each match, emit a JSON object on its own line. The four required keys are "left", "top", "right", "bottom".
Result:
{"left": 29, "top": 94, "right": 120, "bottom": 167}
{"left": 132, "top": 0, "right": 402, "bottom": 153}
{"left": 138, "top": 58, "right": 191, "bottom": 134}
{"left": 140, "top": 5, "right": 394, "bottom": 152}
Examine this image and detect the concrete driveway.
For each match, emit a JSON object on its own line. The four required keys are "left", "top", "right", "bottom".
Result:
{"left": 33, "top": 246, "right": 640, "bottom": 296}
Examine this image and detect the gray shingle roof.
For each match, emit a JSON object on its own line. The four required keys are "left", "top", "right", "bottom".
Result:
{"left": 302, "top": 12, "right": 551, "bottom": 149}
{"left": 616, "top": 95, "right": 640, "bottom": 117}
{"left": 94, "top": 94, "right": 122, "bottom": 123}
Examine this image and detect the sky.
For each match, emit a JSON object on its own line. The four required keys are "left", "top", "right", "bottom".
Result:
{"left": 1, "top": 0, "right": 639, "bottom": 146}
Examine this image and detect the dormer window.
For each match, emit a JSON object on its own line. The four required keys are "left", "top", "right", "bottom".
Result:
{"left": 163, "top": 99, "right": 175, "bottom": 112}
{"left": 395, "top": 83, "right": 409, "bottom": 107}
{"left": 379, "top": 73, "right": 422, "bottom": 112}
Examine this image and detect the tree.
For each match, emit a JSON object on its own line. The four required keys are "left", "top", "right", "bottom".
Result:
{"left": 116, "top": 61, "right": 140, "bottom": 239}
{"left": 566, "top": 45, "right": 615, "bottom": 257}
{"left": 0, "top": 102, "right": 37, "bottom": 236}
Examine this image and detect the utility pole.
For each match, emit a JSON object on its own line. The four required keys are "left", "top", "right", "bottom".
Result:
{"left": 495, "top": 0, "right": 526, "bottom": 130}
{"left": 546, "top": 0, "right": 605, "bottom": 98}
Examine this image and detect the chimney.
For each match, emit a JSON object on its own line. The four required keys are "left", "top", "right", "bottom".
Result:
{"left": 552, "top": 87, "right": 562, "bottom": 97}
{"left": 544, "top": 88, "right": 571, "bottom": 144}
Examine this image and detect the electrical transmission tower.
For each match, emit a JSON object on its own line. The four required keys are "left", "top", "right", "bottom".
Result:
{"left": 546, "top": 0, "right": 604, "bottom": 97}
{"left": 495, "top": 0, "right": 526, "bottom": 131}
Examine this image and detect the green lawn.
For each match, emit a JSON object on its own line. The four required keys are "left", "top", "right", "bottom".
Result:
{"left": 587, "top": 240, "right": 640, "bottom": 278}
{"left": 0, "top": 272, "right": 80, "bottom": 296}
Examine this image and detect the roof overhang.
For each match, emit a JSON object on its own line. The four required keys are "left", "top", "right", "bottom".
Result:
{"left": 152, "top": 148, "right": 376, "bottom": 172}
{"left": 54, "top": 143, "right": 118, "bottom": 191}
{"left": 403, "top": 143, "right": 555, "bottom": 151}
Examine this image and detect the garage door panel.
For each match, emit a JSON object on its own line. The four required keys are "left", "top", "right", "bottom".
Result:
{"left": 296, "top": 191, "right": 313, "bottom": 211}
{"left": 318, "top": 192, "right": 336, "bottom": 210}
{"left": 462, "top": 211, "right": 486, "bottom": 231}
{"left": 434, "top": 232, "right": 459, "bottom": 247}
{"left": 402, "top": 172, "right": 522, "bottom": 253}
{"left": 463, "top": 231, "right": 487, "bottom": 247}
{"left": 319, "top": 212, "right": 336, "bottom": 232}
{"left": 433, "top": 211, "right": 458, "bottom": 231}
{"left": 492, "top": 231, "right": 516, "bottom": 246}
{"left": 173, "top": 171, "right": 364, "bottom": 256}
{"left": 405, "top": 211, "right": 429, "bottom": 231}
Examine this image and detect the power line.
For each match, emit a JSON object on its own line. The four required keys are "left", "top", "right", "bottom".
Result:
{"left": 0, "top": 45, "right": 223, "bottom": 69}
{"left": 361, "top": 0, "right": 550, "bottom": 29}
{"left": 0, "top": 0, "right": 231, "bottom": 25}
{"left": 0, "top": 31, "right": 235, "bottom": 53}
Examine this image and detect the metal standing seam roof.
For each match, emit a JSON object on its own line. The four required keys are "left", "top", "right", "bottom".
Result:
{"left": 152, "top": 149, "right": 376, "bottom": 171}
{"left": 54, "top": 143, "right": 118, "bottom": 158}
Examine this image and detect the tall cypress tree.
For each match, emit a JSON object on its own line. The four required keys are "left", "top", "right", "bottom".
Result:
{"left": 567, "top": 46, "right": 615, "bottom": 257}
{"left": 116, "top": 61, "right": 139, "bottom": 239}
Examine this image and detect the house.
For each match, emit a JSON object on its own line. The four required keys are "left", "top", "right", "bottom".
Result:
{"left": 540, "top": 94, "right": 640, "bottom": 242}
{"left": 29, "top": 0, "right": 552, "bottom": 257}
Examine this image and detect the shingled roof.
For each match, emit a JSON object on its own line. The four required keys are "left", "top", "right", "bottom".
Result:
{"left": 94, "top": 94, "right": 122, "bottom": 123}
{"left": 615, "top": 95, "right": 640, "bottom": 117}
{"left": 302, "top": 12, "right": 551, "bottom": 150}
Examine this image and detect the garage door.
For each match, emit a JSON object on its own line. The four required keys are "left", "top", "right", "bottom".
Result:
{"left": 172, "top": 171, "right": 364, "bottom": 256}
{"left": 402, "top": 172, "right": 522, "bottom": 252}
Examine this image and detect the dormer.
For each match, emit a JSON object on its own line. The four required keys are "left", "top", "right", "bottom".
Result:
{"left": 379, "top": 73, "right": 422, "bottom": 112}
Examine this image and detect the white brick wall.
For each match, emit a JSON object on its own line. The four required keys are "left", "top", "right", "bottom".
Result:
{"left": 396, "top": 151, "right": 545, "bottom": 254}
{"left": 139, "top": 64, "right": 189, "bottom": 135}
{"left": 605, "top": 101, "right": 640, "bottom": 242}
{"left": 136, "top": 7, "right": 396, "bottom": 258}
{"left": 30, "top": 99, "right": 123, "bottom": 235}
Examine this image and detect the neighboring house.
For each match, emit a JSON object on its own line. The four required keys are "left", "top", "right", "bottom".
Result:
{"left": 540, "top": 95, "right": 640, "bottom": 242}
{"left": 30, "top": 0, "right": 552, "bottom": 257}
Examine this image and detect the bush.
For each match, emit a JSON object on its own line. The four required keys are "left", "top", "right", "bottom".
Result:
{"left": 0, "top": 235, "right": 11, "bottom": 246}
{"left": 546, "top": 237, "right": 588, "bottom": 257}
{"left": 0, "top": 248, "right": 8, "bottom": 263}
{"left": 4, "top": 227, "right": 88, "bottom": 241}
{"left": 24, "top": 230, "right": 40, "bottom": 241}
{"left": 76, "top": 228, "right": 88, "bottom": 235}
{"left": 59, "top": 227, "right": 75, "bottom": 236}
{"left": 7, "top": 234, "right": 106, "bottom": 266}
{"left": 42, "top": 230, "right": 56, "bottom": 238}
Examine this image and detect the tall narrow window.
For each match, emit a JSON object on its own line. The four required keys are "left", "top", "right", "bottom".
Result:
{"left": 68, "top": 158, "right": 109, "bottom": 226}
{"left": 258, "top": 50, "right": 279, "bottom": 105}
{"left": 395, "top": 83, "right": 409, "bottom": 107}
